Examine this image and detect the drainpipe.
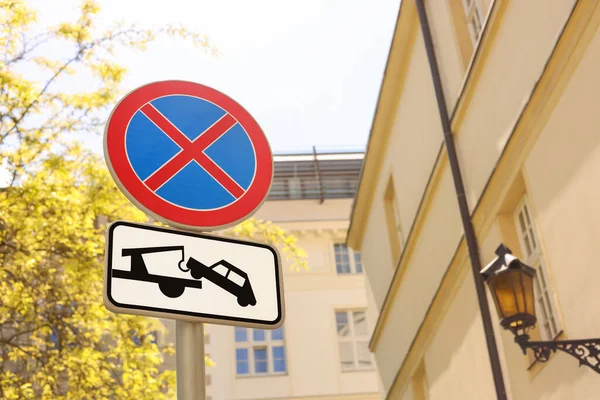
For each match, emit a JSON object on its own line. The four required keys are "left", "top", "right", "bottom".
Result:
{"left": 414, "top": 1, "right": 508, "bottom": 399}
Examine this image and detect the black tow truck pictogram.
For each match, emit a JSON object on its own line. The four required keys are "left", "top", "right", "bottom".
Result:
{"left": 112, "top": 246, "right": 256, "bottom": 307}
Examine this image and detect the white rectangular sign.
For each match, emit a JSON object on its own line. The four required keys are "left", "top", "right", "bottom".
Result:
{"left": 103, "top": 221, "right": 284, "bottom": 328}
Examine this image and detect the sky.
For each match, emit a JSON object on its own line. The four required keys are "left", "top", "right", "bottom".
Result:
{"left": 25, "top": 0, "right": 400, "bottom": 155}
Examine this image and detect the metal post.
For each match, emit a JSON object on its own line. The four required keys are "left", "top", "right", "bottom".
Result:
{"left": 176, "top": 321, "right": 206, "bottom": 400}
{"left": 312, "top": 146, "right": 325, "bottom": 203}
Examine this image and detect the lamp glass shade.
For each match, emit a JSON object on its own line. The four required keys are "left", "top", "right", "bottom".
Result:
{"left": 488, "top": 268, "right": 536, "bottom": 323}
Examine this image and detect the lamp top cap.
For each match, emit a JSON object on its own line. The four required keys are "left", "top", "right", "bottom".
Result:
{"left": 495, "top": 243, "right": 513, "bottom": 257}
{"left": 481, "top": 243, "right": 536, "bottom": 281}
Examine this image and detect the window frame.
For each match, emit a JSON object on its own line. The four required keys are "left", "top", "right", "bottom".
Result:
{"left": 333, "top": 243, "right": 363, "bottom": 275}
{"left": 461, "top": 0, "right": 485, "bottom": 45}
{"left": 384, "top": 176, "right": 403, "bottom": 264}
{"left": 513, "top": 197, "right": 562, "bottom": 341}
{"left": 235, "top": 326, "right": 287, "bottom": 377}
{"left": 334, "top": 309, "right": 374, "bottom": 372}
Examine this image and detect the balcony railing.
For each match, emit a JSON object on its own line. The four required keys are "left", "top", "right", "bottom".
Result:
{"left": 267, "top": 147, "right": 364, "bottom": 202}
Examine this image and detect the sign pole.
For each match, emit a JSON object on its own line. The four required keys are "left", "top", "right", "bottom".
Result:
{"left": 103, "top": 80, "right": 280, "bottom": 400}
{"left": 176, "top": 320, "right": 205, "bottom": 400}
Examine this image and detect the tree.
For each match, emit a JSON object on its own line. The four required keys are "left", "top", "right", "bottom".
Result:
{"left": 0, "top": 1, "right": 307, "bottom": 398}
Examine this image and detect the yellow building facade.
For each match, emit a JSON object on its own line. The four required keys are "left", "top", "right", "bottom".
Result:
{"left": 347, "top": 0, "right": 600, "bottom": 399}
{"left": 157, "top": 150, "right": 381, "bottom": 400}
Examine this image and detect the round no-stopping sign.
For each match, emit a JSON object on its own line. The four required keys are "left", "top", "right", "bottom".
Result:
{"left": 103, "top": 80, "right": 273, "bottom": 231}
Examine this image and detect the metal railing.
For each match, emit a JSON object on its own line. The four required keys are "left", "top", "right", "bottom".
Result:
{"left": 267, "top": 147, "right": 364, "bottom": 202}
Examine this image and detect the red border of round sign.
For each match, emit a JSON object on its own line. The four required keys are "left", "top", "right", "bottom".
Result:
{"left": 104, "top": 80, "right": 273, "bottom": 231}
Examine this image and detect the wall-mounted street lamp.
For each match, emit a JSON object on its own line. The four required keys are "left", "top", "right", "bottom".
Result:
{"left": 481, "top": 244, "right": 600, "bottom": 374}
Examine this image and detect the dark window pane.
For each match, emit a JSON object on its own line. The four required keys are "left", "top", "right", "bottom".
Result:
{"left": 336, "top": 312, "right": 349, "bottom": 337}
{"left": 529, "top": 228, "right": 537, "bottom": 249}
{"left": 274, "top": 359, "right": 286, "bottom": 373}
{"left": 271, "top": 327, "right": 284, "bottom": 341}
{"left": 272, "top": 346, "right": 285, "bottom": 359}
{"left": 255, "top": 348, "right": 268, "bottom": 373}
{"left": 236, "top": 348, "right": 248, "bottom": 361}
{"left": 253, "top": 329, "right": 266, "bottom": 342}
{"left": 518, "top": 212, "right": 527, "bottom": 234}
{"left": 236, "top": 362, "right": 249, "bottom": 375}
{"left": 523, "top": 204, "right": 532, "bottom": 225}
{"left": 272, "top": 345, "right": 287, "bottom": 373}
{"left": 354, "top": 252, "right": 363, "bottom": 273}
{"left": 235, "top": 327, "right": 247, "bottom": 342}
{"left": 524, "top": 235, "right": 532, "bottom": 256}
{"left": 254, "top": 348, "right": 267, "bottom": 361}
{"left": 255, "top": 361, "right": 268, "bottom": 373}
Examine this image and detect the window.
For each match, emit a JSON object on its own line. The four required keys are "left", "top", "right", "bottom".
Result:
{"left": 335, "top": 310, "right": 372, "bottom": 371}
{"left": 384, "top": 177, "right": 403, "bottom": 264}
{"left": 514, "top": 198, "right": 562, "bottom": 340}
{"left": 334, "top": 244, "right": 363, "bottom": 274}
{"left": 353, "top": 251, "right": 363, "bottom": 273}
{"left": 461, "top": 0, "right": 484, "bottom": 44}
{"left": 236, "top": 348, "right": 249, "bottom": 375}
{"left": 235, "top": 326, "right": 287, "bottom": 375}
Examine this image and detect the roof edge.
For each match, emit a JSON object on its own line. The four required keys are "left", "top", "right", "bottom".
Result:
{"left": 347, "top": 0, "right": 419, "bottom": 249}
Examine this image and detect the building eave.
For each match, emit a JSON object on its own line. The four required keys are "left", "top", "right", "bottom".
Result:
{"left": 347, "top": 0, "right": 419, "bottom": 250}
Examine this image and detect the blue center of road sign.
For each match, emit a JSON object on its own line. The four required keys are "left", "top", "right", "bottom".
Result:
{"left": 125, "top": 95, "right": 257, "bottom": 210}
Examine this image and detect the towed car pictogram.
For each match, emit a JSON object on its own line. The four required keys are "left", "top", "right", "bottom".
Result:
{"left": 187, "top": 257, "right": 257, "bottom": 307}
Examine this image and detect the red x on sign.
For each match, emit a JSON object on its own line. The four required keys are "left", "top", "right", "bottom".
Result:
{"left": 104, "top": 80, "right": 273, "bottom": 231}
{"left": 140, "top": 104, "right": 245, "bottom": 198}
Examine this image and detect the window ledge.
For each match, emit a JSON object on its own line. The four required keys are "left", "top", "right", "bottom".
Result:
{"left": 341, "top": 367, "right": 376, "bottom": 373}
{"left": 235, "top": 372, "right": 288, "bottom": 379}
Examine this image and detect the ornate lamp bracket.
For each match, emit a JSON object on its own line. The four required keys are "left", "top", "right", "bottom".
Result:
{"left": 515, "top": 334, "right": 600, "bottom": 374}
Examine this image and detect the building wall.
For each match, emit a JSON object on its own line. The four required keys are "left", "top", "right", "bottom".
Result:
{"left": 497, "top": 19, "right": 600, "bottom": 399}
{"left": 451, "top": 0, "right": 577, "bottom": 211}
{"left": 423, "top": 272, "right": 496, "bottom": 400}
{"left": 424, "top": 0, "right": 465, "bottom": 112}
{"left": 206, "top": 285, "right": 378, "bottom": 400}
{"left": 196, "top": 198, "right": 380, "bottom": 400}
{"left": 359, "top": 12, "right": 443, "bottom": 314}
{"left": 372, "top": 169, "right": 464, "bottom": 394}
{"left": 348, "top": 0, "right": 600, "bottom": 399}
